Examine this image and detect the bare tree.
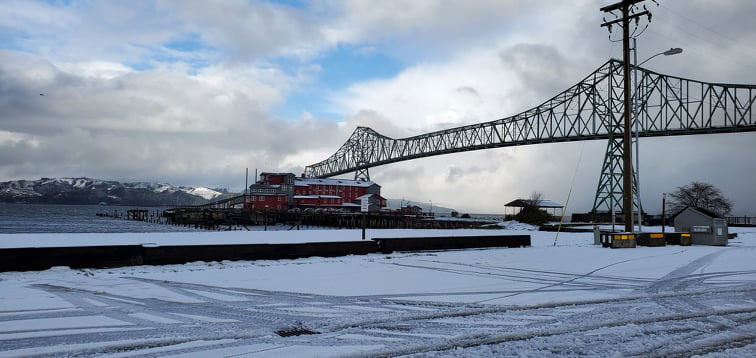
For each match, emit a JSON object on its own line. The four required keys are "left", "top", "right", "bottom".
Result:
{"left": 516, "top": 191, "right": 549, "bottom": 225}
{"left": 668, "top": 181, "right": 733, "bottom": 216}
{"left": 526, "top": 191, "right": 544, "bottom": 207}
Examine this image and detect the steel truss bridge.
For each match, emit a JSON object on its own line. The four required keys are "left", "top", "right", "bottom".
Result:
{"left": 304, "top": 59, "right": 756, "bottom": 212}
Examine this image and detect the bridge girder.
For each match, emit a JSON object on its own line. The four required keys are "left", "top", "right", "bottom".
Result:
{"left": 304, "top": 59, "right": 756, "bottom": 212}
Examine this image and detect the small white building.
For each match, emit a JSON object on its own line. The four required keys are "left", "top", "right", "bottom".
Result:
{"left": 673, "top": 206, "right": 728, "bottom": 246}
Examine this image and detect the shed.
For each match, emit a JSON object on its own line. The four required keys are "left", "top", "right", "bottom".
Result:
{"left": 397, "top": 205, "right": 423, "bottom": 215}
{"left": 504, "top": 199, "right": 564, "bottom": 217}
{"left": 354, "top": 193, "right": 385, "bottom": 212}
{"left": 672, "top": 206, "right": 728, "bottom": 246}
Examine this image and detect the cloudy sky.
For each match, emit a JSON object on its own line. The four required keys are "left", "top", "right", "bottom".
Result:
{"left": 1, "top": 0, "right": 755, "bottom": 215}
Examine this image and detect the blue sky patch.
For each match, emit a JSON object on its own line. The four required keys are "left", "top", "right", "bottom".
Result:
{"left": 264, "top": 0, "right": 308, "bottom": 8}
{"left": 274, "top": 44, "right": 403, "bottom": 121}
{"left": 0, "top": 27, "right": 30, "bottom": 53}
{"left": 164, "top": 33, "right": 207, "bottom": 53}
{"left": 120, "top": 34, "right": 215, "bottom": 72}
{"left": 318, "top": 44, "right": 402, "bottom": 89}
{"left": 40, "top": 0, "right": 73, "bottom": 6}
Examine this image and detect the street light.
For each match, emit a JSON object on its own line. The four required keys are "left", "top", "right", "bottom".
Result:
{"left": 633, "top": 39, "right": 682, "bottom": 233}
{"left": 638, "top": 47, "right": 683, "bottom": 66}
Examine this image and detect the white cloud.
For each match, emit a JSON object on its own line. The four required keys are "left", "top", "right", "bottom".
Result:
{"left": 323, "top": 43, "right": 589, "bottom": 212}
{"left": 0, "top": 50, "right": 346, "bottom": 189}
{"left": 0, "top": 130, "right": 40, "bottom": 147}
{"left": 333, "top": 47, "right": 515, "bottom": 132}
{"left": 158, "top": 0, "right": 330, "bottom": 61}
{"left": 55, "top": 61, "right": 133, "bottom": 79}
{"left": 323, "top": 1, "right": 534, "bottom": 47}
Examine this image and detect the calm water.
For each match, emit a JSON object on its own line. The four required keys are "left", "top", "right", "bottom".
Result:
{"left": 0, "top": 203, "right": 198, "bottom": 234}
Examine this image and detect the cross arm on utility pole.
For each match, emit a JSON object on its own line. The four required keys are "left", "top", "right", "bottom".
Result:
{"left": 600, "top": 0, "right": 644, "bottom": 13}
{"left": 600, "top": 10, "right": 650, "bottom": 28}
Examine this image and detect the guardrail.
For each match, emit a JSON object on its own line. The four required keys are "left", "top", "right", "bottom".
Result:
{"left": 726, "top": 216, "right": 756, "bottom": 226}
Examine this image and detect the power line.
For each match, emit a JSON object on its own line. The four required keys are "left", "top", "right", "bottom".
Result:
{"left": 655, "top": 18, "right": 724, "bottom": 49}
{"left": 655, "top": 4, "right": 756, "bottom": 63}
{"left": 659, "top": 3, "right": 743, "bottom": 47}
{"left": 631, "top": 22, "right": 649, "bottom": 38}
{"left": 647, "top": 21, "right": 756, "bottom": 73}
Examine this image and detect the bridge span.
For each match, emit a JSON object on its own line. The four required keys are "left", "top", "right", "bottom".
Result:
{"left": 304, "top": 59, "right": 756, "bottom": 212}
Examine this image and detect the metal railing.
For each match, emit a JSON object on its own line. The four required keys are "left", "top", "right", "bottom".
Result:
{"left": 726, "top": 216, "right": 756, "bottom": 226}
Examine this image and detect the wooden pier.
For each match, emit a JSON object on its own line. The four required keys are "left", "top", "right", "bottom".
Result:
{"left": 99, "top": 207, "right": 496, "bottom": 231}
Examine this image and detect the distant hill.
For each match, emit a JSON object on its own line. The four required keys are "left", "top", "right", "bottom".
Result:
{"left": 386, "top": 199, "right": 457, "bottom": 215}
{"left": 0, "top": 177, "right": 234, "bottom": 206}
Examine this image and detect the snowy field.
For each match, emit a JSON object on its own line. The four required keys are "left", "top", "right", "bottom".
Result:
{"left": 1, "top": 224, "right": 755, "bottom": 357}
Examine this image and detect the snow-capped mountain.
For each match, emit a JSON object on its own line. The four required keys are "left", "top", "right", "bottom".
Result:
{"left": 0, "top": 177, "right": 227, "bottom": 206}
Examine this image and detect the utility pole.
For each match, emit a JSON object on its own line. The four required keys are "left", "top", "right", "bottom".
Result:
{"left": 661, "top": 192, "right": 666, "bottom": 235}
{"left": 600, "top": 0, "right": 651, "bottom": 233}
{"left": 633, "top": 36, "right": 642, "bottom": 233}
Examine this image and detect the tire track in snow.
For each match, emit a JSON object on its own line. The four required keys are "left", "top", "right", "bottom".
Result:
{"left": 474, "top": 251, "right": 685, "bottom": 304}
{"left": 385, "top": 262, "right": 640, "bottom": 292}
{"left": 324, "top": 286, "right": 756, "bottom": 331}
{"left": 5, "top": 243, "right": 756, "bottom": 357}
{"left": 641, "top": 249, "right": 756, "bottom": 358}
{"left": 660, "top": 333, "right": 756, "bottom": 358}
{"left": 647, "top": 250, "right": 727, "bottom": 294}
{"left": 418, "top": 259, "right": 655, "bottom": 284}
{"left": 343, "top": 307, "right": 756, "bottom": 358}
{"left": 622, "top": 314, "right": 756, "bottom": 357}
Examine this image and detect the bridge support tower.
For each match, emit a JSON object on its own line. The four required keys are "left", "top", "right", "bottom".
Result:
{"left": 354, "top": 167, "right": 370, "bottom": 182}
{"left": 592, "top": 136, "right": 641, "bottom": 218}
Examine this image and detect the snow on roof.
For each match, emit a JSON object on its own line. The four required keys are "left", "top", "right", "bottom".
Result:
{"left": 341, "top": 203, "right": 361, "bottom": 207}
{"left": 293, "top": 195, "right": 342, "bottom": 199}
{"left": 504, "top": 199, "right": 563, "bottom": 208}
{"left": 671, "top": 205, "right": 723, "bottom": 219}
{"left": 260, "top": 172, "right": 294, "bottom": 176}
{"left": 356, "top": 193, "right": 386, "bottom": 200}
{"left": 293, "top": 195, "right": 319, "bottom": 199}
{"left": 295, "top": 177, "right": 377, "bottom": 188}
{"left": 250, "top": 184, "right": 281, "bottom": 188}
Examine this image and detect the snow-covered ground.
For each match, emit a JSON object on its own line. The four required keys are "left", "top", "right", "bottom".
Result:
{"left": 1, "top": 225, "right": 755, "bottom": 357}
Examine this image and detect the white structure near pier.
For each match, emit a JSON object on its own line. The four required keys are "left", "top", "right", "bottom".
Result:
{"left": 673, "top": 206, "right": 729, "bottom": 246}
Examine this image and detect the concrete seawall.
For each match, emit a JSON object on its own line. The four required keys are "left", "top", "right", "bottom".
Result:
{"left": 0, "top": 234, "right": 531, "bottom": 272}
{"left": 373, "top": 235, "right": 531, "bottom": 254}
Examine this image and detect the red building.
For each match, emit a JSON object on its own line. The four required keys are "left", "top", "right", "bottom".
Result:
{"left": 247, "top": 172, "right": 386, "bottom": 211}
{"left": 292, "top": 195, "right": 343, "bottom": 208}
{"left": 244, "top": 193, "right": 288, "bottom": 210}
